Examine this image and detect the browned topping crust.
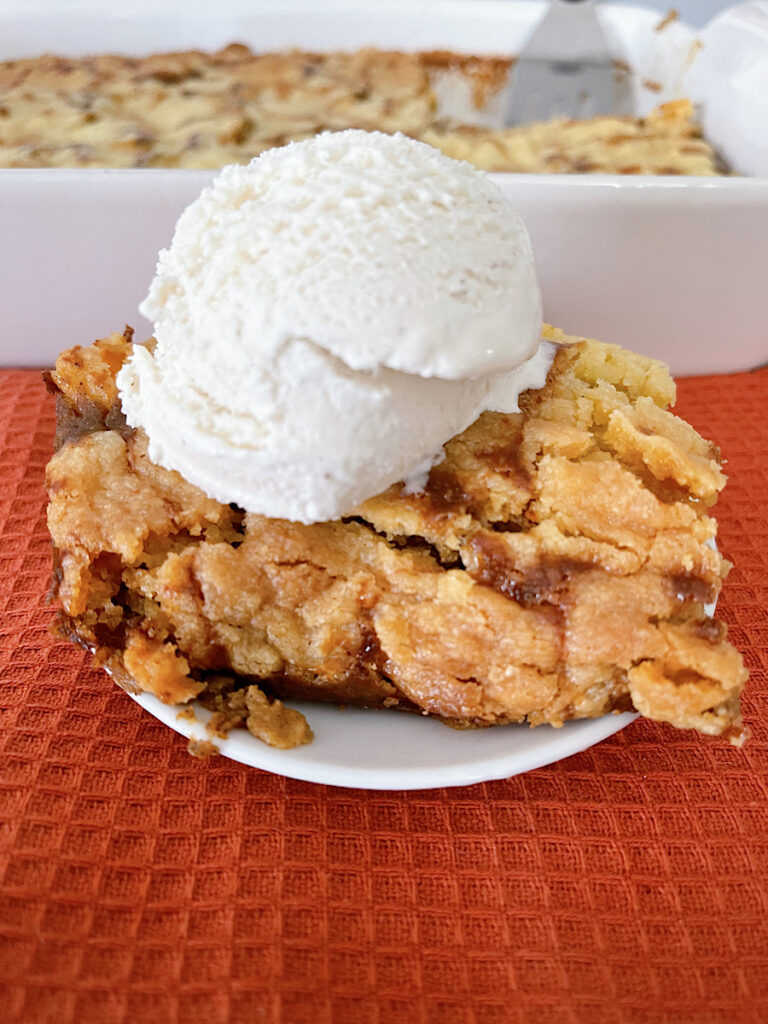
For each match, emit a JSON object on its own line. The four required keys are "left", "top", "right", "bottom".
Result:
{"left": 419, "top": 50, "right": 513, "bottom": 110}
{"left": 424, "top": 100, "right": 722, "bottom": 175}
{"left": 45, "top": 327, "right": 747, "bottom": 749}
{"left": 1, "top": 44, "right": 722, "bottom": 174}
{"left": 187, "top": 738, "right": 220, "bottom": 759}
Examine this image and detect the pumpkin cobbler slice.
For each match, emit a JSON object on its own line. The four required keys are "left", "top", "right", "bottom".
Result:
{"left": 44, "top": 325, "right": 747, "bottom": 750}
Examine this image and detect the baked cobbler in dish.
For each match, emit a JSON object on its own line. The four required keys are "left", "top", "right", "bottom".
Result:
{"left": 1, "top": 45, "right": 723, "bottom": 174}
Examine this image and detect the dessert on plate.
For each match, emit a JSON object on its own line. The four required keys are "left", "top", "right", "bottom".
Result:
{"left": 1, "top": 44, "right": 723, "bottom": 174}
{"left": 45, "top": 131, "right": 747, "bottom": 751}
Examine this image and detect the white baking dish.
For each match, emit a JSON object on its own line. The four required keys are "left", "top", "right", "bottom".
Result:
{"left": 1, "top": 0, "right": 767, "bottom": 375}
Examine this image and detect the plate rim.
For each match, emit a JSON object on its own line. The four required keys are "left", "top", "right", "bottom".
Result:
{"left": 129, "top": 690, "right": 639, "bottom": 790}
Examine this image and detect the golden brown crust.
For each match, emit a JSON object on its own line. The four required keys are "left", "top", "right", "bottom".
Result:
{"left": 424, "top": 100, "right": 722, "bottom": 175}
{"left": 44, "top": 328, "right": 747, "bottom": 748}
{"left": 1, "top": 44, "right": 722, "bottom": 174}
{"left": 43, "top": 327, "right": 134, "bottom": 450}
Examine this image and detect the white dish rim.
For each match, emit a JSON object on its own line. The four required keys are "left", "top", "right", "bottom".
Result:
{"left": 5, "top": 167, "right": 767, "bottom": 194}
{"left": 129, "top": 689, "right": 639, "bottom": 791}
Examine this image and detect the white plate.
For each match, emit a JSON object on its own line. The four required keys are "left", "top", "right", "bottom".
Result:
{"left": 129, "top": 690, "right": 638, "bottom": 790}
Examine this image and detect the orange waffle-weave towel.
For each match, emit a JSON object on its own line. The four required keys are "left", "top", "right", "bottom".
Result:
{"left": 0, "top": 368, "right": 766, "bottom": 1024}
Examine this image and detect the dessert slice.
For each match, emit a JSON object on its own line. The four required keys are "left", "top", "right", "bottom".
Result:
{"left": 45, "top": 326, "right": 747, "bottom": 749}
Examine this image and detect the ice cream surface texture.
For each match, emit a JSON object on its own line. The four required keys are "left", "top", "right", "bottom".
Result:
{"left": 117, "top": 130, "right": 547, "bottom": 523}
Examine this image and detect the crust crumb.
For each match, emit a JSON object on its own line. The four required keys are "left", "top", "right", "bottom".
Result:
{"left": 187, "top": 738, "right": 220, "bottom": 758}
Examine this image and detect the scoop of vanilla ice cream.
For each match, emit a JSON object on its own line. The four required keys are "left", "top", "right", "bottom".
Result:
{"left": 117, "top": 130, "right": 547, "bottom": 523}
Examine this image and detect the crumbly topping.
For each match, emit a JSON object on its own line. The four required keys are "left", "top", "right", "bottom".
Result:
{"left": 1, "top": 45, "right": 722, "bottom": 174}
{"left": 45, "top": 327, "right": 747, "bottom": 748}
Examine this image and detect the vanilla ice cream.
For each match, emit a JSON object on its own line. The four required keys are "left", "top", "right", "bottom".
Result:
{"left": 117, "top": 130, "right": 548, "bottom": 523}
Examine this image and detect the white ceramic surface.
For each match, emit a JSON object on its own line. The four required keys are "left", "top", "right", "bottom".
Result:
{"left": 3, "top": 170, "right": 767, "bottom": 374}
{"left": 688, "top": 2, "right": 768, "bottom": 177}
{"left": 2, "top": 1, "right": 768, "bottom": 373}
{"left": 130, "top": 690, "right": 638, "bottom": 790}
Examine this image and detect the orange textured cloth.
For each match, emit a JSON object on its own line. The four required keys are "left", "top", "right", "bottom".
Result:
{"left": 0, "top": 367, "right": 767, "bottom": 1024}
